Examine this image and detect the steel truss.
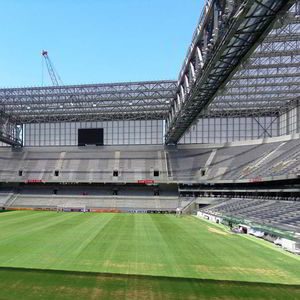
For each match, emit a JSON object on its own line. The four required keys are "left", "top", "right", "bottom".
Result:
{"left": 165, "top": 0, "right": 297, "bottom": 144}
{"left": 0, "top": 81, "right": 177, "bottom": 123}
{"left": 206, "top": 5, "right": 300, "bottom": 118}
{"left": 0, "top": 107, "right": 23, "bottom": 147}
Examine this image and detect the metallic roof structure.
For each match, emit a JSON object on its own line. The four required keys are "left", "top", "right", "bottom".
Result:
{"left": 165, "top": 0, "right": 298, "bottom": 144}
{"left": 0, "top": 0, "right": 300, "bottom": 146}
{"left": 0, "top": 80, "right": 176, "bottom": 124}
{"left": 202, "top": 6, "right": 300, "bottom": 118}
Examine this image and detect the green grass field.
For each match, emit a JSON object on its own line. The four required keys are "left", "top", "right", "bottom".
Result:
{"left": 0, "top": 211, "right": 299, "bottom": 299}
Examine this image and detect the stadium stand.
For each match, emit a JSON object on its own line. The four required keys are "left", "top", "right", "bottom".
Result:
{"left": 208, "top": 143, "right": 282, "bottom": 180}
{"left": 0, "top": 190, "right": 14, "bottom": 207}
{"left": 2, "top": 136, "right": 300, "bottom": 183}
{"left": 168, "top": 148, "right": 212, "bottom": 180}
{"left": 9, "top": 193, "right": 179, "bottom": 211}
{"left": 3, "top": 184, "right": 179, "bottom": 212}
{"left": 0, "top": 145, "right": 168, "bottom": 182}
{"left": 1, "top": 136, "right": 300, "bottom": 226}
{"left": 201, "top": 197, "right": 300, "bottom": 233}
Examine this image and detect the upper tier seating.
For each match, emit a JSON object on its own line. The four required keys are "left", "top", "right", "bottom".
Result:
{"left": 0, "top": 145, "right": 167, "bottom": 182}
{"left": 1, "top": 136, "right": 300, "bottom": 182}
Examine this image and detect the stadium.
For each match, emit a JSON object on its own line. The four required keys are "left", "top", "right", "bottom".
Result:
{"left": 0, "top": 0, "right": 300, "bottom": 299}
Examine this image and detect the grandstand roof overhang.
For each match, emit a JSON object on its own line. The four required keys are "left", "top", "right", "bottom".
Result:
{"left": 165, "top": 0, "right": 299, "bottom": 144}
{"left": 0, "top": 80, "right": 177, "bottom": 123}
{"left": 201, "top": 12, "right": 300, "bottom": 119}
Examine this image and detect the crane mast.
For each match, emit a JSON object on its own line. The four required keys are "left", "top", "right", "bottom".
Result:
{"left": 41, "top": 50, "right": 63, "bottom": 86}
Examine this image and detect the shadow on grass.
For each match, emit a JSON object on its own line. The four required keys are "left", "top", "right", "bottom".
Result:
{"left": 0, "top": 266, "right": 299, "bottom": 300}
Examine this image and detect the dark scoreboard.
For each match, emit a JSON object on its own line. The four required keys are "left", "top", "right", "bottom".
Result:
{"left": 78, "top": 128, "right": 104, "bottom": 146}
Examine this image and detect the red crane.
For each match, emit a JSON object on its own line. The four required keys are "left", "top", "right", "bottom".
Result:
{"left": 41, "top": 50, "right": 63, "bottom": 86}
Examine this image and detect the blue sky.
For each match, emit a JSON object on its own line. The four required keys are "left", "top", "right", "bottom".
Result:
{"left": 0, "top": 0, "right": 204, "bottom": 87}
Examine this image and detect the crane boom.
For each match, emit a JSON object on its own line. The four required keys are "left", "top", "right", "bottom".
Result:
{"left": 41, "top": 50, "right": 63, "bottom": 86}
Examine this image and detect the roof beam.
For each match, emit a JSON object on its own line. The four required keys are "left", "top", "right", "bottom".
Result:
{"left": 0, "top": 80, "right": 177, "bottom": 123}
{"left": 165, "top": 0, "right": 295, "bottom": 144}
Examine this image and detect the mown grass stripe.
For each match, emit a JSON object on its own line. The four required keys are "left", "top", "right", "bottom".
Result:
{"left": 0, "top": 211, "right": 299, "bottom": 285}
